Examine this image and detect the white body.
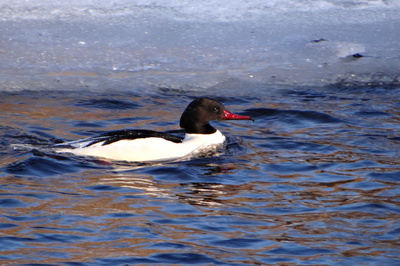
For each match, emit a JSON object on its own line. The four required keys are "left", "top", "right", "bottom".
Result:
{"left": 55, "top": 130, "right": 226, "bottom": 162}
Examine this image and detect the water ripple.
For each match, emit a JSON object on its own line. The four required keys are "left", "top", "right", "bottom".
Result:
{"left": 1, "top": 90, "right": 399, "bottom": 265}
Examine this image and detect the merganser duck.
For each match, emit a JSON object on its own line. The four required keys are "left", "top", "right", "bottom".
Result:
{"left": 55, "top": 98, "right": 253, "bottom": 162}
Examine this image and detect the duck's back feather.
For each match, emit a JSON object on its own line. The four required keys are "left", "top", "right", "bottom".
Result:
{"left": 56, "top": 129, "right": 183, "bottom": 149}
{"left": 87, "top": 129, "right": 183, "bottom": 147}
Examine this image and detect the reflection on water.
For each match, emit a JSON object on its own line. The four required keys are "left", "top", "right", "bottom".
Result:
{"left": 1, "top": 89, "right": 400, "bottom": 265}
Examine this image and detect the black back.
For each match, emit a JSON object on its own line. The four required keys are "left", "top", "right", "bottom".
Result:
{"left": 85, "top": 129, "right": 183, "bottom": 147}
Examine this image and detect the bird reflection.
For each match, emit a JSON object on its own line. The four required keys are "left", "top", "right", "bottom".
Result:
{"left": 95, "top": 163, "right": 255, "bottom": 208}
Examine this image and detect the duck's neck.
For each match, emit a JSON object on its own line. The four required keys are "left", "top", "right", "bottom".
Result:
{"left": 184, "top": 122, "right": 217, "bottom": 134}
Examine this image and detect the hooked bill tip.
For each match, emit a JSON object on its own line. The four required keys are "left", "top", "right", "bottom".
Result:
{"left": 221, "top": 109, "right": 254, "bottom": 121}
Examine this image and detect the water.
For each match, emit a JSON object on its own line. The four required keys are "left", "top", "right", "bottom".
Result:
{"left": 1, "top": 0, "right": 400, "bottom": 265}
{"left": 1, "top": 88, "right": 400, "bottom": 265}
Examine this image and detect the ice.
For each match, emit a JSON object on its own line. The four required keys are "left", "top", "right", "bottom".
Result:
{"left": 0, "top": 0, "right": 399, "bottom": 92}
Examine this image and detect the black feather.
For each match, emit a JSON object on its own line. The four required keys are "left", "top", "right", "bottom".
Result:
{"left": 84, "top": 129, "right": 183, "bottom": 147}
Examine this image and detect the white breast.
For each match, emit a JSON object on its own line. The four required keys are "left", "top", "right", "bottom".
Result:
{"left": 56, "top": 130, "right": 226, "bottom": 162}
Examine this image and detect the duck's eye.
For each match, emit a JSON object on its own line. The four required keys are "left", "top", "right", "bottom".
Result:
{"left": 212, "top": 107, "right": 219, "bottom": 112}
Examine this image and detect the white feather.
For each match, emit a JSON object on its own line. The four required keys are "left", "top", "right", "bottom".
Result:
{"left": 55, "top": 130, "right": 226, "bottom": 162}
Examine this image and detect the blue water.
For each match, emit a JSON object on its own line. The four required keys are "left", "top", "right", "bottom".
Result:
{"left": 1, "top": 0, "right": 400, "bottom": 264}
{"left": 1, "top": 87, "right": 400, "bottom": 265}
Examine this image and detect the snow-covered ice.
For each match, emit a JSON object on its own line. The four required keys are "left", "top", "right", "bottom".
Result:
{"left": 1, "top": 0, "right": 399, "bottom": 92}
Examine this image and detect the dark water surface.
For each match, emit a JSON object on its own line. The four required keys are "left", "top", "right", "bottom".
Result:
{"left": 1, "top": 87, "right": 400, "bottom": 265}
